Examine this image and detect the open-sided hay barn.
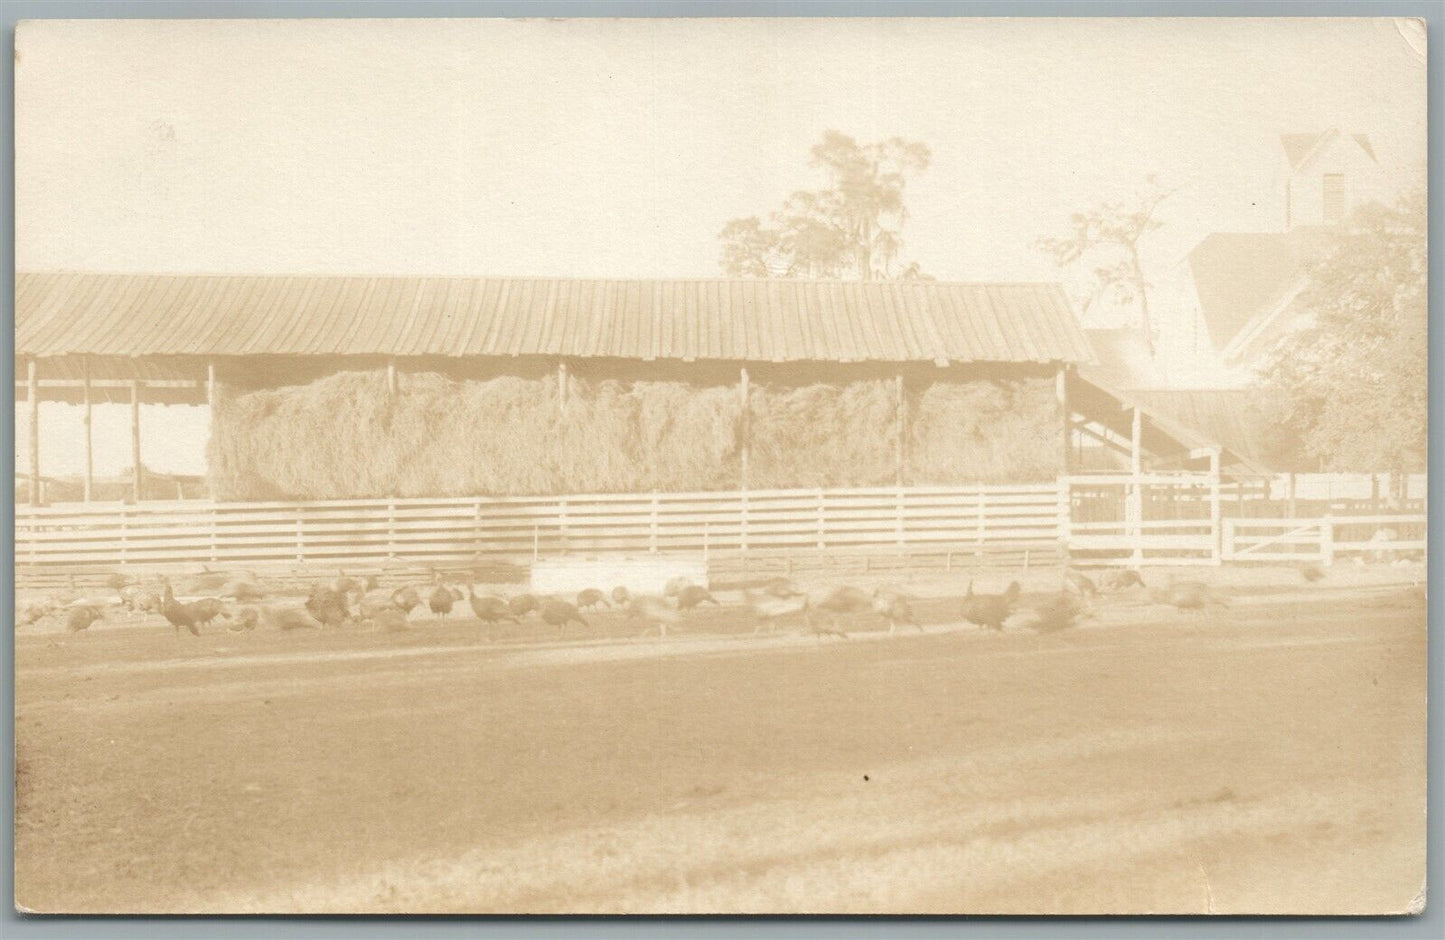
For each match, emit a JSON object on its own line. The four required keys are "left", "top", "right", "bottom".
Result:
{"left": 17, "top": 274, "right": 1098, "bottom": 501}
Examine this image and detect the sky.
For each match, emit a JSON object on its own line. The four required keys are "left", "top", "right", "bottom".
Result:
{"left": 14, "top": 16, "right": 1428, "bottom": 477}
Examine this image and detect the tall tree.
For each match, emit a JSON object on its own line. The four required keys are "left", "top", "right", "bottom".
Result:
{"left": 1262, "top": 192, "right": 1426, "bottom": 479}
{"left": 1037, "top": 175, "right": 1175, "bottom": 352}
{"left": 719, "top": 131, "right": 931, "bottom": 280}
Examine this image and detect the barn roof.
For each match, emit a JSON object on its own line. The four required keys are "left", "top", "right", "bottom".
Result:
{"left": 15, "top": 272, "right": 1093, "bottom": 366}
{"left": 1081, "top": 327, "right": 1166, "bottom": 388}
{"left": 1123, "top": 388, "right": 1296, "bottom": 472}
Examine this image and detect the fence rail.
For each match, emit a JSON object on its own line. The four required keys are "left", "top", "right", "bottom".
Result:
{"left": 15, "top": 483, "right": 1065, "bottom": 572}
{"left": 14, "top": 475, "right": 1425, "bottom": 580}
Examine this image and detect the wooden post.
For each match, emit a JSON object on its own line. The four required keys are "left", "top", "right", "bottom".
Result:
{"left": 27, "top": 358, "right": 39, "bottom": 506}
{"left": 558, "top": 360, "right": 569, "bottom": 413}
{"left": 1129, "top": 405, "right": 1143, "bottom": 566}
{"left": 386, "top": 358, "right": 398, "bottom": 397}
{"left": 1056, "top": 364, "right": 1070, "bottom": 474}
{"left": 82, "top": 358, "right": 93, "bottom": 503}
{"left": 739, "top": 366, "right": 750, "bottom": 490}
{"left": 207, "top": 359, "right": 218, "bottom": 411}
{"left": 895, "top": 372, "right": 907, "bottom": 486}
{"left": 1209, "top": 448, "right": 1223, "bottom": 565}
{"left": 131, "top": 379, "right": 143, "bottom": 503}
{"left": 1287, "top": 471, "right": 1298, "bottom": 518}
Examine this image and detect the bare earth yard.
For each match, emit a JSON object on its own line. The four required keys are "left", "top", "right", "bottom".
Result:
{"left": 14, "top": 569, "right": 1426, "bottom": 914}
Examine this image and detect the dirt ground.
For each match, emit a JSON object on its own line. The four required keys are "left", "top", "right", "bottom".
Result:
{"left": 14, "top": 566, "right": 1427, "bottom": 914}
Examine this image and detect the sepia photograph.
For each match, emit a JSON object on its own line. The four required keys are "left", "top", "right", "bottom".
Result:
{"left": 11, "top": 15, "right": 1429, "bottom": 915}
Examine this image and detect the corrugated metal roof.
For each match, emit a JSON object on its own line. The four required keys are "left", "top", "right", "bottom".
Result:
{"left": 16, "top": 273, "right": 1094, "bottom": 365}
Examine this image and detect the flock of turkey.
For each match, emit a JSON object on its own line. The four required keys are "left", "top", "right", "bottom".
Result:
{"left": 21, "top": 560, "right": 1277, "bottom": 643}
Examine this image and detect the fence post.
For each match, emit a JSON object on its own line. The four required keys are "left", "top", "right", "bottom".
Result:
{"left": 1321, "top": 517, "right": 1335, "bottom": 566}
{"left": 1056, "top": 476, "right": 1071, "bottom": 557}
{"left": 740, "top": 489, "right": 749, "bottom": 555}
{"left": 387, "top": 499, "right": 397, "bottom": 561}
{"left": 703, "top": 520, "right": 710, "bottom": 562}
{"left": 1220, "top": 518, "right": 1234, "bottom": 562}
{"left": 816, "top": 488, "right": 826, "bottom": 550}
{"left": 1209, "top": 449, "right": 1223, "bottom": 565}
{"left": 294, "top": 507, "right": 304, "bottom": 563}
{"left": 896, "top": 486, "right": 905, "bottom": 548}
{"left": 119, "top": 507, "right": 129, "bottom": 565}
{"left": 533, "top": 525, "right": 540, "bottom": 563}
{"left": 474, "top": 501, "right": 483, "bottom": 558}
{"left": 559, "top": 497, "right": 569, "bottom": 555}
{"left": 975, "top": 486, "right": 985, "bottom": 545}
{"left": 650, "top": 491, "right": 659, "bottom": 555}
{"left": 210, "top": 506, "right": 219, "bottom": 564}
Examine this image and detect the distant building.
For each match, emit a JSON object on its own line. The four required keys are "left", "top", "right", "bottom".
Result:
{"left": 1157, "top": 129, "right": 1391, "bottom": 387}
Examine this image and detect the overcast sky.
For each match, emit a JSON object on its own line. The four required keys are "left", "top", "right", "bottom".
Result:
{"left": 16, "top": 17, "right": 1426, "bottom": 283}
{"left": 14, "top": 16, "right": 1427, "bottom": 478}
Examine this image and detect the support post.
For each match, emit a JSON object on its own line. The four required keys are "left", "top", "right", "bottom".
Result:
{"left": 82, "top": 357, "right": 94, "bottom": 503}
{"left": 558, "top": 360, "right": 569, "bottom": 413}
{"left": 131, "top": 379, "right": 143, "bottom": 503}
{"left": 1209, "top": 448, "right": 1223, "bottom": 565}
{"left": 27, "top": 358, "right": 39, "bottom": 506}
{"left": 739, "top": 366, "right": 750, "bottom": 490}
{"left": 207, "top": 359, "right": 218, "bottom": 410}
{"left": 895, "top": 372, "right": 907, "bottom": 486}
{"left": 1129, "top": 405, "right": 1143, "bottom": 565}
{"left": 1056, "top": 364, "right": 1070, "bottom": 474}
{"left": 386, "top": 358, "right": 398, "bottom": 397}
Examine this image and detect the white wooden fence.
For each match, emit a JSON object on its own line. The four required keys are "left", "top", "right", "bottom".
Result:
{"left": 13, "top": 475, "right": 1424, "bottom": 581}
{"left": 14, "top": 483, "right": 1065, "bottom": 573}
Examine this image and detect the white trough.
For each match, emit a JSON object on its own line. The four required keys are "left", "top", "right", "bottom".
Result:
{"left": 529, "top": 555, "right": 709, "bottom": 597}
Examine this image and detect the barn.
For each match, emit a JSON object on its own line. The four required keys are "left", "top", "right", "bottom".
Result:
{"left": 17, "top": 272, "right": 1260, "bottom": 577}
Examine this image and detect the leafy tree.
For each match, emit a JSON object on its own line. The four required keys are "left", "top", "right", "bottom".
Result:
{"left": 1262, "top": 192, "right": 1426, "bottom": 479}
{"left": 719, "top": 131, "right": 931, "bottom": 280}
{"left": 1037, "top": 175, "right": 1175, "bottom": 351}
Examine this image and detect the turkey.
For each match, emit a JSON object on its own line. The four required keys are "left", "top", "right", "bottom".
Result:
{"left": 807, "top": 585, "right": 870, "bottom": 639}
{"left": 1151, "top": 580, "right": 1228, "bottom": 611}
{"left": 159, "top": 579, "right": 202, "bottom": 637}
{"left": 467, "top": 583, "right": 519, "bottom": 641}
{"left": 626, "top": 594, "right": 680, "bottom": 638}
{"left": 428, "top": 575, "right": 457, "bottom": 621}
{"left": 539, "top": 598, "right": 589, "bottom": 635}
{"left": 66, "top": 605, "right": 104, "bottom": 633}
{"left": 184, "top": 597, "right": 229, "bottom": 630}
{"left": 1102, "top": 569, "right": 1147, "bottom": 591}
{"left": 746, "top": 591, "right": 810, "bottom": 635}
{"left": 576, "top": 588, "right": 611, "bottom": 611}
{"left": 260, "top": 604, "right": 322, "bottom": 631}
{"left": 961, "top": 580, "right": 1020, "bottom": 632}
{"left": 1299, "top": 564, "right": 1325, "bottom": 583}
{"left": 1014, "top": 591, "right": 1091, "bottom": 634}
{"left": 675, "top": 585, "right": 719, "bottom": 611}
{"left": 390, "top": 585, "right": 423, "bottom": 615}
{"left": 663, "top": 576, "right": 693, "bottom": 598}
{"left": 229, "top": 606, "right": 260, "bottom": 632}
{"left": 367, "top": 608, "right": 410, "bottom": 632}
{"left": 610, "top": 586, "right": 632, "bottom": 606}
{"left": 871, "top": 587, "right": 921, "bottom": 634}
{"left": 762, "top": 577, "right": 804, "bottom": 599}
{"left": 305, "top": 584, "right": 352, "bottom": 627}
{"left": 508, "top": 593, "right": 540, "bottom": 620}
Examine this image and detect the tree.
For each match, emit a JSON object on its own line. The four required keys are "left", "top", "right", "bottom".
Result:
{"left": 1262, "top": 192, "right": 1426, "bottom": 481}
{"left": 719, "top": 131, "right": 931, "bottom": 280}
{"left": 1036, "top": 176, "right": 1175, "bottom": 352}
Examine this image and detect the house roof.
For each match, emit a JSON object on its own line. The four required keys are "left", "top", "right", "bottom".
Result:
{"left": 1186, "top": 228, "right": 1329, "bottom": 351}
{"left": 16, "top": 273, "right": 1094, "bottom": 366}
{"left": 1280, "top": 129, "right": 1377, "bottom": 170}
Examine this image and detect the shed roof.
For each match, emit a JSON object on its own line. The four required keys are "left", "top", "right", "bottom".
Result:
{"left": 16, "top": 273, "right": 1094, "bottom": 366}
{"left": 1279, "top": 129, "right": 1377, "bottom": 170}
